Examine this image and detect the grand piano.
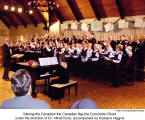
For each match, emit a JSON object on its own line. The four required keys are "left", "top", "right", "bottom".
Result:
{"left": 11, "top": 57, "right": 60, "bottom": 98}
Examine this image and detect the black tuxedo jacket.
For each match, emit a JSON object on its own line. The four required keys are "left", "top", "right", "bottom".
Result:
{"left": 2, "top": 43, "right": 11, "bottom": 67}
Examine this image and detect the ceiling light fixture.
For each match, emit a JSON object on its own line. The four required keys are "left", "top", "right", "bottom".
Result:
{"left": 18, "top": 7, "right": 23, "bottom": 13}
{"left": 4, "top": 5, "right": 9, "bottom": 10}
{"left": 11, "top": 6, "right": 15, "bottom": 11}
{"left": 28, "top": 0, "right": 59, "bottom": 31}
{"left": 29, "top": 10, "right": 33, "bottom": 14}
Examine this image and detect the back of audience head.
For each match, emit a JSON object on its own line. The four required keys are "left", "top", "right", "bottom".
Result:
{"left": 71, "top": 98, "right": 99, "bottom": 109}
{"left": 11, "top": 69, "right": 31, "bottom": 97}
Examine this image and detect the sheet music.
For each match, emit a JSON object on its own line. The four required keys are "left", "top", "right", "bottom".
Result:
{"left": 61, "top": 23, "right": 68, "bottom": 30}
{"left": 50, "top": 57, "right": 58, "bottom": 65}
{"left": 39, "top": 57, "right": 58, "bottom": 66}
{"left": 91, "top": 21, "right": 103, "bottom": 31}
{"left": 119, "top": 20, "right": 129, "bottom": 28}
{"left": 81, "top": 23, "right": 89, "bottom": 31}
{"left": 124, "top": 22, "right": 129, "bottom": 28}
{"left": 104, "top": 23, "right": 114, "bottom": 32}
{"left": 135, "top": 18, "right": 144, "bottom": 28}
{"left": 71, "top": 22, "right": 78, "bottom": 30}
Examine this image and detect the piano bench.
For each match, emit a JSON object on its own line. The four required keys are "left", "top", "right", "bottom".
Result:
{"left": 50, "top": 80, "right": 78, "bottom": 104}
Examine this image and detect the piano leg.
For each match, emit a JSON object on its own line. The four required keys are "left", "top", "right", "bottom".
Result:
{"left": 44, "top": 79, "right": 47, "bottom": 94}
{"left": 75, "top": 84, "right": 78, "bottom": 96}
{"left": 32, "top": 80, "right": 36, "bottom": 97}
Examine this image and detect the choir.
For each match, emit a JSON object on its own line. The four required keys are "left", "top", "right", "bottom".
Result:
{"left": 10, "top": 33, "right": 145, "bottom": 88}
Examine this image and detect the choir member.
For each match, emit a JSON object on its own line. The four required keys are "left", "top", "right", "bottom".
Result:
{"left": 111, "top": 44, "right": 123, "bottom": 87}
{"left": 125, "top": 46, "right": 135, "bottom": 85}
{"left": 87, "top": 43, "right": 93, "bottom": 58}
{"left": 80, "top": 44, "right": 89, "bottom": 78}
{"left": 103, "top": 45, "right": 113, "bottom": 82}
{"left": 88, "top": 44, "right": 99, "bottom": 80}
{"left": 8, "top": 32, "right": 144, "bottom": 87}
{"left": 136, "top": 38, "right": 145, "bottom": 82}
{"left": 89, "top": 33, "right": 96, "bottom": 45}
{"left": 71, "top": 43, "right": 81, "bottom": 76}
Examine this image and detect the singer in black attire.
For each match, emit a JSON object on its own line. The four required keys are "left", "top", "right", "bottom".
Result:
{"left": 2, "top": 41, "right": 11, "bottom": 81}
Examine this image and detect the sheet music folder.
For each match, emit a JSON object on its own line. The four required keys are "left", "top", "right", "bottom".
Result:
{"left": 38, "top": 57, "right": 59, "bottom": 67}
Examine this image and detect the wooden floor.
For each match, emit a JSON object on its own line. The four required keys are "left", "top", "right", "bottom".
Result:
{"left": 0, "top": 66, "right": 145, "bottom": 109}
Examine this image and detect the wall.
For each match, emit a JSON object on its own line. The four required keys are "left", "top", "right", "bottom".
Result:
{"left": 9, "top": 21, "right": 61, "bottom": 41}
{"left": 9, "top": 23, "right": 47, "bottom": 41}
{"left": 62, "top": 26, "right": 145, "bottom": 40}
{"left": 0, "top": 20, "right": 9, "bottom": 46}
{"left": 3, "top": 15, "right": 145, "bottom": 43}
{"left": 61, "top": 16, "right": 145, "bottom": 40}
{"left": 0, "top": 20, "right": 9, "bottom": 65}
{"left": 49, "top": 21, "right": 61, "bottom": 35}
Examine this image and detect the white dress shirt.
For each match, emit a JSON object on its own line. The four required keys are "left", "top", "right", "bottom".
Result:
{"left": 125, "top": 49, "right": 133, "bottom": 57}
{"left": 113, "top": 51, "right": 123, "bottom": 63}
{"left": 87, "top": 48, "right": 93, "bottom": 58}
{"left": 91, "top": 50, "right": 99, "bottom": 61}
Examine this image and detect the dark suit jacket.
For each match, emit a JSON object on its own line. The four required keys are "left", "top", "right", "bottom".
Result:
{"left": 0, "top": 95, "right": 50, "bottom": 109}
{"left": 2, "top": 43, "right": 11, "bottom": 67}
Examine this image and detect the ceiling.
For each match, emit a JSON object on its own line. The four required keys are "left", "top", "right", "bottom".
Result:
{"left": 0, "top": 0, "right": 145, "bottom": 28}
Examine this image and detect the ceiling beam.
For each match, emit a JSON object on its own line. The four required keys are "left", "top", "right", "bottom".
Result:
{"left": 0, "top": 9, "right": 26, "bottom": 28}
{"left": 0, "top": 13, "right": 10, "bottom": 28}
{"left": 27, "top": 14, "right": 38, "bottom": 27}
{"left": 66, "top": 0, "right": 84, "bottom": 21}
{"left": 4, "top": 0, "right": 18, "bottom": 28}
{"left": 0, "top": 10, "right": 17, "bottom": 28}
{"left": 89, "top": 0, "right": 101, "bottom": 20}
{"left": 54, "top": 8, "right": 64, "bottom": 24}
{"left": 29, "top": 0, "right": 47, "bottom": 26}
{"left": 6, "top": 14, "right": 18, "bottom": 28}
{"left": 54, "top": 0, "right": 65, "bottom": 23}
{"left": 15, "top": 13, "right": 27, "bottom": 28}
{"left": 115, "top": 0, "right": 124, "bottom": 19}
{"left": 17, "top": 0, "right": 37, "bottom": 27}
{"left": 4, "top": 0, "right": 27, "bottom": 28}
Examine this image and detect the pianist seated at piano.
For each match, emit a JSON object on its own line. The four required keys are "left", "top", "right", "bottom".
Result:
{"left": 50, "top": 61, "right": 69, "bottom": 84}
{"left": 0, "top": 69, "right": 50, "bottom": 109}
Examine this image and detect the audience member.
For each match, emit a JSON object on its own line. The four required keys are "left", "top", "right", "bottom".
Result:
{"left": 71, "top": 98, "right": 99, "bottom": 109}
{"left": 0, "top": 69, "right": 51, "bottom": 109}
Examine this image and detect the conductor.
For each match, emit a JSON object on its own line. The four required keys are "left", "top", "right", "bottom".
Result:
{"left": 2, "top": 39, "right": 12, "bottom": 81}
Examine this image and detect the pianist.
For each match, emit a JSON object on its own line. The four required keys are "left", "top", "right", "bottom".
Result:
{"left": 0, "top": 69, "right": 50, "bottom": 109}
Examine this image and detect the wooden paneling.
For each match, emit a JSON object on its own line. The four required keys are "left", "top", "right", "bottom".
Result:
{"left": 101, "top": 0, "right": 120, "bottom": 17}
{"left": 66, "top": 0, "right": 84, "bottom": 21}
{"left": 75, "top": 0, "right": 96, "bottom": 19}
{"left": 51, "top": 13, "right": 59, "bottom": 23}
{"left": 0, "top": 0, "right": 145, "bottom": 26}
{"left": 55, "top": 0, "right": 76, "bottom": 21}
{"left": 8, "top": 14, "right": 21, "bottom": 25}
{"left": 119, "top": 0, "right": 145, "bottom": 16}
{"left": 20, "top": 14, "right": 34, "bottom": 24}
{"left": 94, "top": 0, "right": 107, "bottom": 18}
